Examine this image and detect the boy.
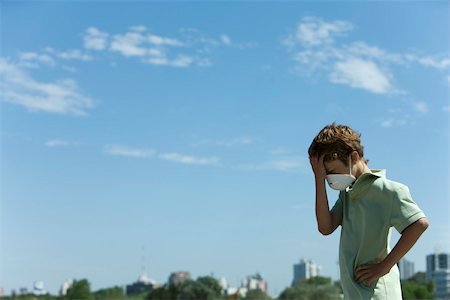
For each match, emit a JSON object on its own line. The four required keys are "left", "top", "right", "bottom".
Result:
{"left": 308, "top": 123, "right": 429, "bottom": 299}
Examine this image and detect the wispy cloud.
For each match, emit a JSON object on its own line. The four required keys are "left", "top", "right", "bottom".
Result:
{"left": 238, "top": 157, "right": 307, "bottom": 173}
{"left": 102, "top": 144, "right": 219, "bottom": 166}
{"left": 379, "top": 118, "right": 408, "bottom": 128}
{"left": 269, "top": 147, "right": 292, "bottom": 156}
{"left": 103, "top": 144, "right": 156, "bottom": 158}
{"left": 284, "top": 16, "right": 450, "bottom": 95}
{"left": 80, "top": 26, "right": 255, "bottom": 67}
{"left": 330, "top": 58, "right": 392, "bottom": 94}
{"left": 413, "top": 101, "right": 429, "bottom": 114}
{"left": 45, "top": 139, "right": 80, "bottom": 147}
{"left": 191, "top": 136, "right": 254, "bottom": 148}
{"left": 83, "top": 27, "right": 109, "bottom": 50}
{"left": 0, "top": 57, "right": 95, "bottom": 116}
{"left": 18, "top": 52, "right": 56, "bottom": 68}
{"left": 159, "top": 152, "right": 219, "bottom": 165}
{"left": 284, "top": 16, "right": 353, "bottom": 47}
{"left": 80, "top": 26, "right": 248, "bottom": 68}
{"left": 220, "top": 34, "right": 231, "bottom": 46}
{"left": 55, "top": 49, "right": 93, "bottom": 61}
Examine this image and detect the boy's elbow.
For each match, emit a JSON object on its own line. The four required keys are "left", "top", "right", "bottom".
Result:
{"left": 417, "top": 217, "right": 429, "bottom": 231}
{"left": 318, "top": 226, "right": 332, "bottom": 236}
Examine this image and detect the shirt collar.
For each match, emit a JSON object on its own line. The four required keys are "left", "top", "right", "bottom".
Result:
{"left": 348, "top": 169, "right": 386, "bottom": 191}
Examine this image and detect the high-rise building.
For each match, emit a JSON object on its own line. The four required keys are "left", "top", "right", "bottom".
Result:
{"left": 398, "top": 258, "right": 415, "bottom": 280}
{"left": 126, "top": 273, "right": 158, "bottom": 296}
{"left": 60, "top": 279, "right": 74, "bottom": 296}
{"left": 241, "top": 273, "right": 268, "bottom": 293}
{"left": 168, "top": 271, "right": 191, "bottom": 287}
{"left": 292, "top": 259, "right": 321, "bottom": 286}
{"left": 426, "top": 252, "right": 450, "bottom": 299}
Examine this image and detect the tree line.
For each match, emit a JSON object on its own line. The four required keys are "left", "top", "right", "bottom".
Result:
{"left": 1, "top": 272, "right": 435, "bottom": 300}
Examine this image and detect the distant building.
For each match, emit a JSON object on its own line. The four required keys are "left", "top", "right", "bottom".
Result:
{"left": 292, "top": 259, "right": 321, "bottom": 285}
{"left": 126, "top": 273, "right": 158, "bottom": 296}
{"left": 426, "top": 252, "right": 450, "bottom": 299}
{"left": 241, "top": 273, "right": 268, "bottom": 294}
{"left": 60, "top": 279, "right": 74, "bottom": 296}
{"left": 33, "top": 281, "right": 47, "bottom": 296}
{"left": 398, "top": 258, "right": 415, "bottom": 280}
{"left": 0, "top": 287, "right": 4, "bottom": 297}
{"left": 19, "top": 287, "right": 28, "bottom": 296}
{"left": 168, "top": 271, "right": 191, "bottom": 287}
{"left": 219, "top": 277, "right": 228, "bottom": 293}
{"left": 224, "top": 273, "right": 268, "bottom": 298}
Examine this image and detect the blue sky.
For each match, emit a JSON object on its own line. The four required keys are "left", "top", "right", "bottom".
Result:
{"left": 1, "top": 1, "right": 449, "bottom": 297}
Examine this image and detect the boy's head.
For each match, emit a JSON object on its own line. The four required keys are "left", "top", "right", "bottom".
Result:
{"left": 308, "top": 123, "right": 368, "bottom": 168}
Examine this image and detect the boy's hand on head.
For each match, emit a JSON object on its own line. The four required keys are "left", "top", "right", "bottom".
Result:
{"left": 354, "top": 263, "right": 390, "bottom": 287}
{"left": 309, "top": 154, "right": 327, "bottom": 181}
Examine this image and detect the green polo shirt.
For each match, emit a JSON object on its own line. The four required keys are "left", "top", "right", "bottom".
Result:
{"left": 331, "top": 169, "right": 426, "bottom": 300}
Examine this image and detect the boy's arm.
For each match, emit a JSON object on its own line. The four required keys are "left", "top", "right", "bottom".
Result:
{"left": 354, "top": 217, "right": 429, "bottom": 285}
{"left": 311, "top": 155, "right": 342, "bottom": 235}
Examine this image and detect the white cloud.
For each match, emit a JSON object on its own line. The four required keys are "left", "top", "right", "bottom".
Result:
{"left": 330, "top": 58, "right": 392, "bottom": 94}
{"left": 57, "top": 49, "right": 92, "bottom": 61}
{"left": 345, "top": 42, "right": 405, "bottom": 64}
{"left": 45, "top": 140, "right": 79, "bottom": 147}
{"left": 143, "top": 54, "right": 194, "bottom": 68}
{"left": 284, "top": 17, "right": 450, "bottom": 95}
{"left": 379, "top": 118, "right": 408, "bottom": 128}
{"left": 291, "top": 16, "right": 353, "bottom": 47}
{"left": 418, "top": 56, "right": 450, "bottom": 70}
{"left": 443, "top": 105, "right": 450, "bottom": 113}
{"left": 147, "top": 34, "right": 184, "bottom": 46}
{"left": 103, "top": 144, "right": 156, "bottom": 158}
{"left": 269, "top": 147, "right": 291, "bottom": 155}
{"left": 19, "top": 52, "right": 55, "bottom": 67}
{"left": 220, "top": 34, "right": 231, "bottom": 46}
{"left": 0, "top": 57, "right": 95, "bottom": 116}
{"left": 159, "top": 152, "right": 219, "bottom": 165}
{"left": 83, "top": 27, "right": 109, "bottom": 50}
{"left": 238, "top": 157, "right": 306, "bottom": 172}
{"left": 110, "top": 32, "right": 148, "bottom": 57}
{"left": 191, "top": 136, "right": 253, "bottom": 147}
{"left": 215, "top": 137, "right": 252, "bottom": 147}
{"left": 79, "top": 26, "right": 247, "bottom": 68}
{"left": 413, "top": 102, "right": 429, "bottom": 114}
{"left": 130, "top": 25, "right": 147, "bottom": 32}
{"left": 170, "top": 55, "right": 194, "bottom": 67}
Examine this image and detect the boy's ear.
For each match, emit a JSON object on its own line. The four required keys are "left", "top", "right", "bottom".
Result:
{"left": 351, "top": 150, "right": 360, "bottom": 162}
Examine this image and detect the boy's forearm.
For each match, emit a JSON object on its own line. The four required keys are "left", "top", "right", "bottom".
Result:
{"left": 315, "top": 178, "right": 332, "bottom": 234}
{"left": 381, "top": 218, "right": 429, "bottom": 271}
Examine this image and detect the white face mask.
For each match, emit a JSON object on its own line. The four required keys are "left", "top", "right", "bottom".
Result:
{"left": 326, "top": 155, "right": 356, "bottom": 191}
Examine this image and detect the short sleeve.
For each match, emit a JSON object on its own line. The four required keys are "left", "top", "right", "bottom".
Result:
{"left": 390, "top": 185, "right": 426, "bottom": 233}
{"left": 330, "top": 191, "right": 344, "bottom": 219}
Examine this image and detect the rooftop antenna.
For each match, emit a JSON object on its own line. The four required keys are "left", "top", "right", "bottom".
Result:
{"left": 141, "top": 245, "right": 146, "bottom": 276}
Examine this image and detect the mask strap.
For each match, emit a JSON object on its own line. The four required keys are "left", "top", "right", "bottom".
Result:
{"left": 349, "top": 154, "right": 352, "bottom": 176}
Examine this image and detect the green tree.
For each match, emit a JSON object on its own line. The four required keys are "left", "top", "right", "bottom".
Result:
{"left": 400, "top": 272, "right": 434, "bottom": 300}
{"left": 197, "top": 276, "right": 223, "bottom": 296}
{"left": 278, "top": 276, "right": 341, "bottom": 300}
{"left": 92, "top": 286, "right": 125, "bottom": 300}
{"left": 146, "top": 285, "right": 180, "bottom": 300}
{"left": 243, "top": 289, "right": 272, "bottom": 300}
{"left": 177, "top": 277, "right": 223, "bottom": 300}
{"left": 65, "top": 279, "right": 94, "bottom": 300}
{"left": 302, "top": 277, "right": 332, "bottom": 286}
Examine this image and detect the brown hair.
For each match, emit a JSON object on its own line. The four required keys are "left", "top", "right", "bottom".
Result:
{"left": 308, "top": 123, "right": 368, "bottom": 166}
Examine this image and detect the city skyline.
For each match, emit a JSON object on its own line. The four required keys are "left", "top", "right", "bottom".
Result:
{"left": 1, "top": 1, "right": 449, "bottom": 297}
